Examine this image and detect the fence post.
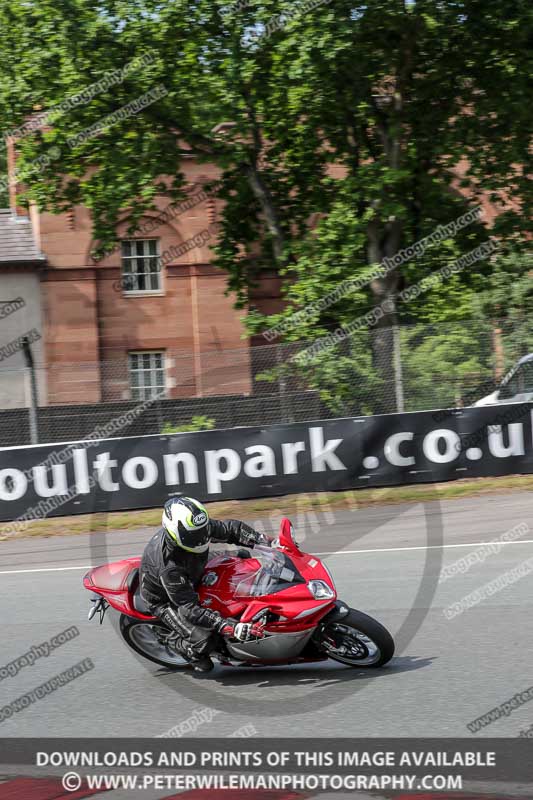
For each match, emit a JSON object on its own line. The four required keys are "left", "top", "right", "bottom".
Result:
{"left": 277, "top": 344, "right": 293, "bottom": 423}
{"left": 21, "top": 335, "right": 39, "bottom": 444}
{"left": 392, "top": 323, "right": 405, "bottom": 413}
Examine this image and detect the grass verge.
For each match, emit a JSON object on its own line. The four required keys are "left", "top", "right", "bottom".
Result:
{"left": 1, "top": 474, "right": 532, "bottom": 542}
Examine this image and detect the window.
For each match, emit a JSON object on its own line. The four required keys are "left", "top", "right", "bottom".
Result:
{"left": 121, "top": 239, "right": 161, "bottom": 292}
{"left": 129, "top": 352, "right": 166, "bottom": 400}
{"left": 499, "top": 378, "right": 516, "bottom": 399}
{"left": 500, "top": 361, "right": 533, "bottom": 398}
{"left": 518, "top": 361, "right": 533, "bottom": 393}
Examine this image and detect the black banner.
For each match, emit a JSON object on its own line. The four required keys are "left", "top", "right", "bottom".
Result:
{"left": 0, "top": 403, "right": 532, "bottom": 524}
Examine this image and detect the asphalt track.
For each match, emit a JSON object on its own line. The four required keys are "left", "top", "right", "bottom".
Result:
{"left": 1, "top": 490, "right": 532, "bottom": 739}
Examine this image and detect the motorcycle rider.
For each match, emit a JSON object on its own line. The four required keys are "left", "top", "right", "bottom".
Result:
{"left": 139, "top": 496, "right": 270, "bottom": 672}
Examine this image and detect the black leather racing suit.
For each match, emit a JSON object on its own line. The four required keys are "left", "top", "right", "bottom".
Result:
{"left": 139, "top": 519, "right": 261, "bottom": 659}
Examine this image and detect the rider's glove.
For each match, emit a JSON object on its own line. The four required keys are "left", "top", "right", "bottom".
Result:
{"left": 218, "top": 619, "right": 265, "bottom": 641}
{"left": 256, "top": 533, "right": 273, "bottom": 547}
{"left": 238, "top": 528, "right": 273, "bottom": 548}
{"left": 216, "top": 617, "right": 237, "bottom": 637}
{"left": 235, "top": 621, "right": 266, "bottom": 641}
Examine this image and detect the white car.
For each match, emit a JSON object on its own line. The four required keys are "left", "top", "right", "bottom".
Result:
{"left": 475, "top": 353, "right": 533, "bottom": 406}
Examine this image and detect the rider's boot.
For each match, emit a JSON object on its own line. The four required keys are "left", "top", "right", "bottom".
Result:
{"left": 170, "top": 634, "right": 214, "bottom": 673}
{"left": 184, "top": 644, "right": 214, "bottom": 672}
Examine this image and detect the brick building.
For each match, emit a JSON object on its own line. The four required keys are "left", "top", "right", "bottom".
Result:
{"left": 0, "top": 148, "right": 284, "bottom": 410}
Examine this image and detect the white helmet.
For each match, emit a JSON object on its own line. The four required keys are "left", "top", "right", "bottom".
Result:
{"left": 162, "top": 496, "right": 210, "bottom": 553}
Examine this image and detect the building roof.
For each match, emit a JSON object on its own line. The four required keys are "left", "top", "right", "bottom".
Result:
{"left": 0, "top": 209, "right": 46, "bottom": 265}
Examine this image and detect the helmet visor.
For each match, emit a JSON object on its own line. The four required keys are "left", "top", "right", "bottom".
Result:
{"left": 176, "top": 525, "right": 211, "bottom": 552}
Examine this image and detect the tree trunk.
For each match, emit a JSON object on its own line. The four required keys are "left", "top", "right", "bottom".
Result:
{"left": 367, "top": 217, "right": 403, "bottom": 413}
{"left": 245, "top": 164, "right": 286, "bottom": 263}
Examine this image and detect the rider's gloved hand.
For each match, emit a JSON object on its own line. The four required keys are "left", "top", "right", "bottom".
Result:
{"left": 217, "top": 617, "right": 238, "bottom": 637}
{"left": 235, "top": 622, "right": 266, "bottom": 641}
{"left": 256, "top": 533, "right": 274, "bottom": 547}
{"left": 218, "top": 619, "right": 265, "bottom": 641}
{"left": 238, "top": 528, "right": 272, "bottom": 548}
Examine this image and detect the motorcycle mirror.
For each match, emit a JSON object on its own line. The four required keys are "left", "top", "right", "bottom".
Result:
{"left": 278, "top": 517, "right": 300, "bottom": 551}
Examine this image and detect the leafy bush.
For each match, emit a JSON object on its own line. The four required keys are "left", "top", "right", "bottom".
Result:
{"left": 161, "top": 415, "right": 216, "bottom": 434}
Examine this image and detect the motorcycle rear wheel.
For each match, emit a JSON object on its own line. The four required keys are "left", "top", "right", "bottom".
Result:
{"left": 319, "top": 608, "right": 394, "bottom": 667}
{"left": 119, "top": 614, "right": 189, "bottom": 669}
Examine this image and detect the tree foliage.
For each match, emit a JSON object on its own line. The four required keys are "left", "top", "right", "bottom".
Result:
{"left": 0, "top": 0, "right": 531, "bottom": 411}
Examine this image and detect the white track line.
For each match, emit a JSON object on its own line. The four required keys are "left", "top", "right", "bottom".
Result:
{"left": 1, "top": 537, "right": 533, "bottom": 575}
{"left": 316, "top": 537, "right": 533, "bottom": 556}
{"left": 0, "top": 565, "right": 92, "bottom": 575}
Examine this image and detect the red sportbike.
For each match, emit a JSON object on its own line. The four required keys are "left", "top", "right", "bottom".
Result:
{"left": 83, "top": 518, "right": 394, "bottom": 670}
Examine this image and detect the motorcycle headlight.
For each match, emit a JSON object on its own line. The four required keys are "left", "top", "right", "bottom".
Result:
{"left": 308, "top": 580, "right": 335, "bottom": 599}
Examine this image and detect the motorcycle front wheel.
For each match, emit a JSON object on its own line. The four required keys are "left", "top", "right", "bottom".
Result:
{"left": 318, "top": 608, "right": 394, "bottom": 667}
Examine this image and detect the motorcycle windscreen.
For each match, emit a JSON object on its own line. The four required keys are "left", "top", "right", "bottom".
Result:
{"left": 232, "top": 549, "right": 306, "bottom": 597}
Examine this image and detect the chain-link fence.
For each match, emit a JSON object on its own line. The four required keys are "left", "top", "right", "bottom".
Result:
{"left": 0, "top": 317, "right": 530, "bottom": 447}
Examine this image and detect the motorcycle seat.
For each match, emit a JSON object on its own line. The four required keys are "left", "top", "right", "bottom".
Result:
{"left": 127, "top": 567, "right": 153, "bottom": 615}
{"left": 127, "top": 567, "right": 139, "bottom": 593}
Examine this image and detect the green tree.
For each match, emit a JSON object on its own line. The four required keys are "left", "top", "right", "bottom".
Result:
{"left": 1, "top": 1, "right": 531, "bottom": 411}
{"left": 395, "top": 252, "right": 533, "bottom": 412}
{"left": 473, "top": 251, "right": 533, "bottom": 366}
{"left": 241, "top": 0, "right": 531, "bottom": 411}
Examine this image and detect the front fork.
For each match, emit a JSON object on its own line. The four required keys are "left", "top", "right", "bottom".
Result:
{"left": 312, "top": 600, "right": 350, "bottom": 649}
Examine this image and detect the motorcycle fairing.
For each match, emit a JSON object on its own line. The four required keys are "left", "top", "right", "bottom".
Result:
{"left": 84, "top": 518, "right": 337, "bottom": 637}
{"left": 83, "top": 557, "right": 155, "bottom": 620}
